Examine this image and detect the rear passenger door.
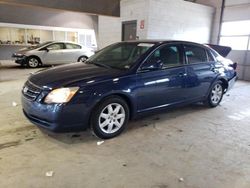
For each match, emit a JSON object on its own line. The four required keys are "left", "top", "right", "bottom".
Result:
{"left": 184, "top": 44, "right": 217, "bottom": 100}
{"left": 63, "top": 43, "right": 82, "bottom": 63}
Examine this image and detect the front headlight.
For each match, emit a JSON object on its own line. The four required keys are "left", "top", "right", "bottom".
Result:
{"left": 44, "top": 87, "right": 79, "bottom": 104}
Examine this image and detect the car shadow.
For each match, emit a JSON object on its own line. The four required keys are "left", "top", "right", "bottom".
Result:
{"left": 43, "top": 103, "right": 209, "bottom": 145}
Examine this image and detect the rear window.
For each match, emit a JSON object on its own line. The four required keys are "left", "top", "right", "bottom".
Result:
{"left": 66, "top": 43, "right": 81, "bottom": 49}
{"left": 184, "top": 45, "right": 208, "bottom": 64}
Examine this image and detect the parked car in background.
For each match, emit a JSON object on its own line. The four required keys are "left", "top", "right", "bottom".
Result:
{"left": 12, "top": 41, "right": 94, "bottom": 68}
{"left": 21, "top": 40, "right": 237, "bottom": 139}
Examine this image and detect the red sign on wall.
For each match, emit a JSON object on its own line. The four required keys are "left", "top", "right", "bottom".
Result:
{"left": 140, "top": 20, "right": 145, "bottom": 29}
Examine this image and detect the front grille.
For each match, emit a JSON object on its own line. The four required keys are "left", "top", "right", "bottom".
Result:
{"left": 22, "top": 81, "right": 42, "bottom": 101}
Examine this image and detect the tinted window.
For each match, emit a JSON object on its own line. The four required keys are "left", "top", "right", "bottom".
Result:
{"left": 28, "top": 41, "right": 53, "bottom": 50}
{"left": 146, "top": 45, "right": 182, "bottom": 68}
{"left": 86, "top": 43, "right": 154, "bottom": 69}
{"left": 184, "top": 45, "right": 208, "bottom": 64}
{"left": 47, "top": 43, "right": 64, "bottom": 50}
{"left": 66, "top": 43, "right": 81, "bottom": 49}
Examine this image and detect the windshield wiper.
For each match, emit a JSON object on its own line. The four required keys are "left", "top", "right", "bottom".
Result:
{"left": 86, "top": 61, "right": 128, "bottom": 70}
{"left": 85, "top": 61, "right": 119, "bottom": 69}
{"left": 86, "top": 61, "right": 113, "bottom": 69}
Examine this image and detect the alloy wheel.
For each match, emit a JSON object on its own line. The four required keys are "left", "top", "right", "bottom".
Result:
{"left": 79, "top": 57, "right": 87, "bottom": 62}
{"left": 98, "top": 103, "right": 126, "bottom": 134}
{"left": 210, "top": 83, "right": 223, "bottom": 105}
{"left": 28, "top": 58, "right": 39, "bottom": 68}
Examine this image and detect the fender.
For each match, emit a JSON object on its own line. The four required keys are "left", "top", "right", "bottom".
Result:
{"left": 206, "top": 75, "right": 229, "bottom": 98}
{"left": 82, "top": 77, "right": 137, "bottom": 120}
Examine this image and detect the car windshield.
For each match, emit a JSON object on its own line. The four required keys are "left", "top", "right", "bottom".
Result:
{"left": 27, "top": 41, "right": 53, "bottom": 50}
{"left": 86, "top": 42, "right": 155, "bottom": 70}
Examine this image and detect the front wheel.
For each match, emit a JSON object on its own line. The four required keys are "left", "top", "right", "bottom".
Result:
{"left": 91, "top": 96, "right": 129, "bottom": 139}
{"left": 27, "top": 57, "right": 40, "bottom": 68}
{"left": 206, "top": 81, "right": 224, "bottom": 108}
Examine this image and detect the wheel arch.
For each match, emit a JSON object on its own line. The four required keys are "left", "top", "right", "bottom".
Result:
{"left": 218, "top": 77, "right": 229, "bottom": 92}
{"left": 206, "top": 76, "right": 228, "bottom": 98}
{"left": 90, "top": 92, "right": 135, "bottom": 122}
{"left": 27, "top": 55, "right": 42, "bottom": 65}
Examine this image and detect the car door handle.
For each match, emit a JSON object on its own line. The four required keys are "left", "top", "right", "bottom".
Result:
{"left": 179, "top": 73, "right": 187, "bottom": 77}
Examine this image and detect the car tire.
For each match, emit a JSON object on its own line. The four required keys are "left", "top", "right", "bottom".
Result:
{"left": 205, "top": 81, "right": 224, "bottom": 108}
{"left": 27, "top": 56, "right": 41, "bottom": 68}
{"left": 78, "top": 56, "right": 88, "bottom": 62}
{"left": 91, "top": 96, "right": 129, "bottom": 139}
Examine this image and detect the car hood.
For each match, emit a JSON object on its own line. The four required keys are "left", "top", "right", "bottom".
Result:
{"left": 14, "top": 48, "right": 31, "bottom": 55}
{"left": 29, "top": 63, "right": 125, "bottom": 89}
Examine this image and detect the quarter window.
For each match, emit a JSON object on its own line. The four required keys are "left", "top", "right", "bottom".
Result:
{"left": 184, "top": 45, "right": 208, "bottom": 64}
{"left": 207, "top": 50, "right": 215, "bottom": 62}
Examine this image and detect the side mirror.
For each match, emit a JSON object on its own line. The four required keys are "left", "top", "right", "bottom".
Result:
{"left": 43, "top": 47, "right": 53, "bottom": 52}
{"left": 141, "top": 59, "right": 163, "bottom": 71}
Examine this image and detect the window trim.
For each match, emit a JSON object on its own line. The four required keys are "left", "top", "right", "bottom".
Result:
{"left": 206, "top": 49, "right": 216, "bottom": 62}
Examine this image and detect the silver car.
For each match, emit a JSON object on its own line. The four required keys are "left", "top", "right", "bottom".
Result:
{"left": 12, "top": 41, "right": 94, "bottom": 68}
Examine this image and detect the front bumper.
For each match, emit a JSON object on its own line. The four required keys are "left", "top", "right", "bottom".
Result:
{"left": 22, "top": 94, "right": 90, "bottom": 132}
{"left": 12, "top": 54, "right": 27, "bottom": 65}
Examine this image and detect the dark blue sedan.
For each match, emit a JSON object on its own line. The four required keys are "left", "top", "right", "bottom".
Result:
{"left": 22, "top": 40, "right": 237, "bottom": 139}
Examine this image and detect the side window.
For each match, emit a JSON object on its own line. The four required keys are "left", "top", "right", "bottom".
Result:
{"left": 66, "top": 43, "right": 81, "bottom": 49}
{"left": 47, "top": 43, "right": 64, "bottom": 50}
{"left": 184, "top": 45, "right": 208, "bottom": 64}
{"left": 144, "top": 45, "right": 182, "bottom": 69}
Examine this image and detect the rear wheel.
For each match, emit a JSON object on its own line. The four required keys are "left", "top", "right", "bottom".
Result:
{"left": 78, "top": 56, "right": 88, "bottom": 62}
{"left": 206, "top": 81, "right": 224, "bottom": 108}
{"left": 91, "top": 96, "right": 129, "bottom": 139}
{"left": 27, "top": 57, "right": 40, "bottom": 68}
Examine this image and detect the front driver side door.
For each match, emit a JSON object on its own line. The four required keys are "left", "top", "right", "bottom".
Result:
{"left": 136, "top": 44, "right": 187, "bottom": 113}
{"left": 42, "top": 43, "right": 66, "bottom": 65}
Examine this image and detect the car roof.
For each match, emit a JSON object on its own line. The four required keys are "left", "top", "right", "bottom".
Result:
{"left": 121, "top": 40, "right": 207, "bottom": 47}
{"left": 48, "top": 41, "right": 81, "bottom": 45}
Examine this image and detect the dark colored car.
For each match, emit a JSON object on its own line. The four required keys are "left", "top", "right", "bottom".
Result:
{"left": 21, "top": 40, "right": 237, "bottom": 139}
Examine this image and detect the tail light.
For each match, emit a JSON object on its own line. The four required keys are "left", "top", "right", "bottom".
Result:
{"left": 230, "top": 62, "right": 237, "bottom": 70}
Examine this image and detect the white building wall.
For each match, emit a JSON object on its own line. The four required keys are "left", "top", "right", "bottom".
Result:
{"left": 120, "top": 0, "right": 150, "bottom": 40}
{"left": 98, "top": 0, "right": 215, "bottom": 49}
{"left": 98, "top": 16, "right": 121, "bottom": 49}
{"left": 147, "top": 0, "right": 214, "bottom": 43}
{"left": 195, "top": 0, "right": 223, "bottom": 44}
